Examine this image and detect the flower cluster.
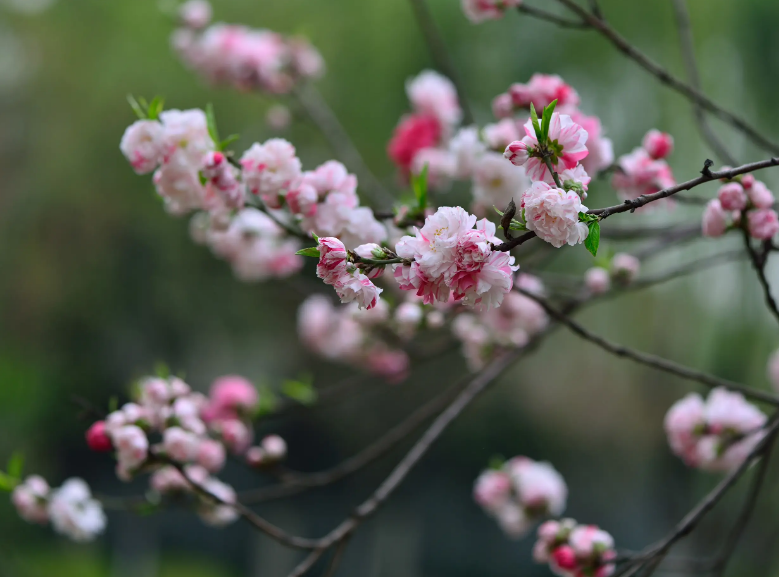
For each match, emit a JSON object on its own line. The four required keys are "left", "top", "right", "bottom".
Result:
{"left": 612, "top": 130, "right": 676, "bottom": 204}
{"left": 584, "top": 253, "right": 641, "bottom": 294}
{"left": 664, "top": 388, "right": 767, "bottom": 472}
{"left": 394, "top": 207, "right": 518, "bottom": 309}
{"left": 473, "top": 456, "right": 567, "bottom": 538}
{"left": 12, "top": 477, "right": 106, "bottom": 542}
{"left": 702, "top": 174, "right": 778, "bottom": 240}
{"left": 171, "top": 1, "right": 324, "bottom": 94}
{"left": 533, "top": 519, "right": 617, "bottom": 577}
{"left": 461, "top": 0, "right": 522, "bottom": 23}
{"left": 315, "top": 237, "right": 384, "bottom": 310}
{"left": 454, "top": 274, "right": 547, "bottom": 369}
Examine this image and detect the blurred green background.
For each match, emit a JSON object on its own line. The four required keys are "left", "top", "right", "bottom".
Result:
{"left": 2, "top": 0, "right": 779, "bottom": 575}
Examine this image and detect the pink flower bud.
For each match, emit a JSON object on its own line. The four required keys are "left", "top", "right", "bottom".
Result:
{"left": 642, "top": 129, "right": 674, "bottom": 160}
{"left": 492, "top": 93, "right": 514, "bottom": 119}
{"left": 179, "top": 0, "right": 212, "bottom": 29}
{"left": 611, "top": 253, "right": 640, "bottom": 284}
{"left": 702, "top": 199, "right": 728, "bottom": 237}
{"left": 718, "top": 182, "right": 748, "bottom": 211}
{"left": 196, "top": 439, "right": 227, "bottom": 473}
{"left": 163, "top": 427, "right": 199, "bottom": 463}
{"left": 551, "top": 545, "right": 578, "bottom": 571}
{"left": 261, "top": 435, "right": 287, "bottom": 461}
{"left": 387, "top": 114, "right": 442, "bottom": 172}
{"left": 473, "top": 469, "right": 512, "bottom": 513}
{"left": 245, "top": 446, "right": 267, "bottom": 467}
{"left": 748, "top": 208, "right": 779, "bottom": 240}
{"left": 205, "top": 375, "right": 259, "bottom": 421}
{"left": 748, "top": 180, "right": 775, "bottom": 209}
{"left": 504, "top": 140, "right": 529, "bottom": 167}
{"left": 585, "top": 267, "right": 611, "bottom": 295}
{"left": 220, "top": 419, "right": 253, "bottom": 454}
{"left": 85, "top": 421, "right": 113, "bottom": 452}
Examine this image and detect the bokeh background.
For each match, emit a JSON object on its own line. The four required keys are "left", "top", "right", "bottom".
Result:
{"left": 2, "top": 0, "right": 779, "bottom": 575}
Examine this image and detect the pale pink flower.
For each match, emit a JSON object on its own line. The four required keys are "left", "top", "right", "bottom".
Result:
{"left": 411, "top": 147, "right": 457, "bottom": 191}
{"left": 504, "top": 139, "right": 530, "bottom": 167}
{"left": 572, "top": 112, "right": 614, "bottom": 177}
{"left": 289, "top": 37, "right": 325, "bottom": 79}
{"left": 285, "top": 180, "right": 318, "bottom": 217}
{"left": 705, "top": 388, "right": 766, "bottom": 434}
{"left": 569, "top": 525, "right": 615, "bottom": 557}
{"left": 202, "top": 151, "right": 243, "bottom": 209}
{"left": 316, "top": 237, "right": 349, "bottom": 284}
{"left": 767, "top": 349, "right": 779, "bottom": 391}
{"left": 111, "top": 425, "right": 149, "bottom": 471}
{"left": 240, "top": 139, "right": 302, "bottom": 206}
{"left": 506, "top": 457, "right": 567, "bottom": 516}
{"left": 245, "top": 446, "right": 267, "bottom": 467}
{"left": 297, "top": 295, "right": 365, "bottom": 361}
{"left": 266, "top": 104, "right": 292, "bottom": 131}
{"left": 120, "top": 120, "right": 164, "bottom": 174}
{"left": 451, "top": 248, "right": 518, "bottom": 310}
{"left": 197, "top": 477, "right": 239, "bottom": 527}
{"left": 159, "top": 109, "right": 214, "bottom": 165}
{"left": 150, "top": 466, "right": 190, "bottom": 494}
{"left": 308, "top": 160, "right": 358, "bottom": 196}
{"left": 12, "top": 476, "right": 50, "bottom": 524}
{"left": 717, "top": 182, "right": 747, "bottom": 211}
{"left": 521, "top": 181, "right": 589, "bottom": 248}
{"left": 642, "top": 129, "right": 674, "bottom": 160}
{"left": 365, "top": 347, "right": 410, "bottom": 382}
{"left": 612, "top": 148, "right": 675, "bottom": 202}
{"left": 218, "top": 419, "right": 253, "bottom": 454}
{"left": 153, "top": 149, "right": 207, "bottom": 215}
{"left": 462, "top": 0, "right": 522, "bottom": 23}
{"left": 664, "top": 393, "right": 706, "bottom": 464}
{"left": 483, "top": 118, "right": 522, "bottom": 151}
{"left": 509, "top": 113, "right": 589, "bottom": 181}
{"left": 495, "top": 502, "right": 531, "bottom": 539}
{"left": 179, "top": 0, "right": 212, "bottom": 29}
{"left": 449, "top": 126, "right": 487, "bottom": 178}
{"left": 205, "top": 375, "right": 259, "bottom": 421}
{"left": 403, "top": 206, "right": 476, "bottom": 278}
{"left": 585, "top": 267, "right": 611, "bottom": 295}
{"left": 702, "top": 199, "right": 729, "bottom": 237}
{"left": 261, "top": 435, "right": 287, "bottom": 461}
{"left": 48, "top": 479, "right": 106, "bottom": 542}
{"left": 473, "top": 469, "right": 512, "bottom": 513}
{"left": 393, "top": 261, "right": 450, "bottom": 305}
{"left": 472, "top": 151, "right": 529, "bottom": 215}
{"left": 508, "top": 74, "right": 580, "bottom": 111}
{"left": 747, "top": 180, "right": 774, "bottom": 209}
{"left": 196, "top": 439, "right": 226, "bottom": 473}
{"left": 406, "top": 70, "right": 462, "bottom": 127}
{"left": 492, "top": 92, "right": 514, "bottom": 119}
{"left": 163, "top": 427, "right": 200, "bottom": 463}
{"left": 334, "top": 271, "right": 384, "bottom": 310}
{"left": 611, "top": 253, "right": 640, "bottom": 284}
{"left": 748, "top": 208, "right": 779, "bottom": 240}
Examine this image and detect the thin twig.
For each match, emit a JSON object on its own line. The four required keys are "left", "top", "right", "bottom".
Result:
{"left": 322, "top": 536, "right": 351, "bottom": 577}
{"left": 293, "top": 83, "right": 394, "bottom": 206}
{"left": 287, "top": 549, "right": 325, "bottom": 577}
{"left": 627, "top": 249, "right": 747, "bottom": 292}
{"left": 553, "top": 0, "right": 779, "bottom": 156}
{"left": 671, "top": 0, "right": 738, "bottom": 166}
{"left": 517, "top": 4, "right": 589, "bottom": 28}
{"left": 741, "top": 227, "right": 779, "bottom": 326}
{"left": 407, "top": 0, "right": 474, "bottom": 125}
{"left": 517, "top": 289, "right": 779, "bottom": 406}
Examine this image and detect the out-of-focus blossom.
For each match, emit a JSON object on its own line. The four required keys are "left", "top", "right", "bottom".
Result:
{"left": 48, "top": 479, "right": 106, "bottom": 542}
{"left": 461, "top": 0, "right": 522, "bottom": 23}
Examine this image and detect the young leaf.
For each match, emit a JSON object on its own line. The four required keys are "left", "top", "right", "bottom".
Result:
{"left": 7, "top": 452, "right": 23, "bottom": 479}
{"left": 412, "top": 164, "right": 429, "bottom": 210}
{"left": 296, "top": 247, "right": 321, "bottom": 258}
{"left": 529, "top": 103, "right": 543, "bottom": 142}
{"left": 541, "top": 99, "right": 558, "bottom": 142}
{"left": 493, "top": 206, "right": 505, "bottom": 217}
{"left": 488, "top": 455, "right": 506, "bottom": 471}
{"left": 220, "top": 134, "right": 240, "bottom": 150}
{"left": 281, "top": 377, "right": 317, "bottom": 406}
{"left": 205, "top": 103, "right": 220, "bottom": 147}
{"left": 154, "top": 361, "right": 170, "bottom": 378}
{"left": 584, "top": 221, "right": 601, "bottom": 257}
{"left": 0, "top": 472, "right": 18, "bottom": 492}
{"left": 147, "top": 96, "right": 165, "bottom": 121}
{"left": 127, "top": 95, "right": 146, "bottom": 120}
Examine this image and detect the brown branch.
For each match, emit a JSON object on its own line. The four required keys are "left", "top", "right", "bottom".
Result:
{"left": 517, "top": 289, "right": 779, "bottom": 406}
{"left": 741, "top": 227, "right": 779, "bottom": 326}
{"left": 517, "top": 4, "right": 589, "bottom": 29}
{"left": 671, "top": 0, "right": 738, "bottom": 166}
{"left": 293, "top": 83, "right": 394, "bottom": 206}
{"left": 407, "top": 0, "right": 475, "bottom": 125}
{"left": 287, "top": 549, "right": 325, "bottom": 577}
{"left": 627, "top": 249, "right": 747, "bottom": 292}
{"left": 554, "top": 0, "right": 779, "bottom": 156}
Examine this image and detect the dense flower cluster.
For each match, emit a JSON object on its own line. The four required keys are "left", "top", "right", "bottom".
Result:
{"left": 702, "top": 174, "right": 778, "bottom": 240}
{"left": 454, "top": 274, "right": 547, "bottom": 369}
{"left": 612, "top": 130, "right": 676, "bottom": 204}
{"left": 315, "top": 237, "right": 384, "bottom": 310}
{"left": 473, "top": 456, "right": 567, "bottom": 538}
{"left": 12, "top": 477, "right": 105, "bottom": 542}
{"left": 664, "top": 388, "right": 767, "bottom": 472}
{"left": 171, "top": 1, "right": 324, "bottom": 94}
{"left": 533, "top": 519, "right": 617, "bottom": 577}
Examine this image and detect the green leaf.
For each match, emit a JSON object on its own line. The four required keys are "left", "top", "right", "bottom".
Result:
{"left": 281, "top": 376, "right": 317, "bottom": 406}
{"left": 412, "top": 164, "right": 429, "bottom": 210}
{"left": 255, "top": 385, "right": 279, "bottom": 417}
{"left": 154, "top": 361, "right": 170, "bottom": 379}
{"left": 493, "top": 206, "right": 505, "bottom": 217}
{"left": 205, "top": 103, "right": 220, "bottom": 147}
{"left": 127, "top": 95, "right": 146, "bottom": 120}
{"left": 488, "top": 455, "right": 506, "bottom": 470}
{"left": 584, "top": 221, "right": 601, "bottom": 257}
{"left": 147, "top": 96, "right": 165, "bottom": 121}
{"left": 541, "top": 99, "right": 558, "bottom": 142}
{"left": 108, "top": 395, "right": 119, "bottom": 413}
{"left": 508, "top": 221, "right": 527, "bottom": 231}
{"left": 220, "top": 134, "right": 240, "bottom": 150}
{"left": 296, "top": 246, "right": 321, "bottom": 258}
{"left": 0, "top": 472, "right": 18, "bottom": 491}
{"left": 7, "top": 452, "right": 23, "bottom": 479}
{"left": 529, "top": 103, "right": 542, "bottom": 142}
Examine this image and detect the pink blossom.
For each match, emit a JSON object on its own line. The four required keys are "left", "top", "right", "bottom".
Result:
{"left": 266, "top": 104, "right": 292, "bottom": 131}
{"left": 483, "top": 118, "right": 522, "bottom": 151}
{"left": 702, "top": 199, "right": 729, "bottom": 237}
{"left": 461, "top": 0, "right": 522, "bottom": 23}
{"left": 717, "top": 182, "right": 747, "bottom": 211}
{"left": 506, "top": 457, "right": 567, "bottom": 516}
{"left": 206, "top": 375, "right": 259, "bottom": 420}
{"left": 449, "top": 126, "right": 487, "bottom": 178}
{"left": 334, "top": 271, "right": 384, "bottom": 310}
{"left": 387, "top": 114, "right": 441, "bottom": 172}
{"left": 748, "top": 208, "right": 779, "bottom": 240}
{"left": 585, "top": 267, "right": 611, "bottom": 295}
{"left": 120, "top": 120, "right": 164, "bottom": 174}
{"left": 472, "top": 151, "right": 529, "bottom": 215}
{"left": 163, "top": 427, "right": 200, "bottom": 463}
{"left": 569, "top": 525, "right": 614, "bottom": 557}
{"left": 365, "top": 347, "right": 410, "bottom": 382}
{"left": 261, "top": 435, "right": 288, "bottom": 461}
{"left": 316, "top": 237, "right": 348, "bottom": 283}
{"left": 611, "top": 253, "right": 640, "bottom": 284}
{"left": 406, "top": 70, "right": 462, "bottom": 127}
{"left": 202, "top": 151, "right": 243, "bottom": 209}
{"left": 521, "top": 181, "right": 589, "bottom": 248}
{"left": 153, "top": 149, "right": 207, "bottom": 215}
{"left": 240, "top": 139, "right": 302, "bottom": 206}
{"left": 571, "top": 112, "right": 614, "bottom": 177}
{"left": 508, "top": 74, "right": 580, "bottom": 111}
{"left": 159, "top": 109, "right": 213, "bottom": 165}
{"left": 664, "top": 393, "right": 706, "bottom": 464}
{"left": 473, "top": 469, "right": 512, "bottom": 513}
{"left": 245, "top": 446, "right": 267, "bottom": 467}
{"left": 551, "top": 546, "right": 578, "bottom": 571}
{"left": 218, "top": 419, "right": 253, "bottom": 454}
{"left": 197, "top": 477, "right": 239, "bottom": 527}
{"left": 197, "top": 439, "right": 227, "bottom": 472}
{"left": 48, "top": 479, "right": 106, "bottom": 542}
{"left": 289, "top": 37, "right": 325, "bottom": 79}
{"left": 12, "top": 476, "right": 50, "bottom": 525}
{"left": 401, "top": 206, "right": 476, "bottom": 279}
{"left": 642, "top": 129, "right": 674, "bottom": 160}
{"left": 503, "top": 139, "right": 529, "bottom": 167}
{"left": 510, "top": 113, "right": 589, "bottom": 181}
{"left": 111, "top": 425, "right": 149, "bottom": 471}
{"left": 85, "top": 421, "right": 113, "bottom": 452}
{"left": 612, "top": 148, "right": 675, "bottom": 203}
{"left": 747, "top": 180, "right": 775, "bottom": 209}
{"left": 451, "top": 248, "right": 518, "bottom": 310}
{"left": 150, "top": 466, "right": 190, "bottom": 494}
{"left": 492, "top": 92, "right": 514, "bottom": 119}
{"left": 179, "top": 0, "right": 212, "bottom": 29}
{"left": 286, "top": 180, "right": 318, "bottom": 217}
{"left": 411, "top": 148, "right": 457, "bottom": 191}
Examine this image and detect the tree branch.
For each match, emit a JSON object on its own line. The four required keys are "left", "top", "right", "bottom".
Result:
{"left": 741, "top": 227, "right": 779, "bottom": 326}
{"left": 554, "top": 0, "right": 779, "bottom": 156}
{"left": 517, "top": 4, "right": 589, "bottom": 29}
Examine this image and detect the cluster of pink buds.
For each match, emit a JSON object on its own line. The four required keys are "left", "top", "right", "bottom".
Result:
{"left": 298, "top": 294, "right": 417, "bottom": 383}
{"left": 171, "top": 1, "right": 324, "bottom": 94}
{"left": 612, "top": 130, "right": 676, "bottom": 204}
{"left": 473, "top": 456, "right": 567, "bottom": 538}
{"left": 461, "top": 0, "right": 522, "bottom": 23}
{"left": 315, "top": 237, "right": 385, "bottom": 310}
{"left": 664, "top": 387, "right": 767, "bottom": 472}
{"left": 702, "top": 174, "right": 777, "bottom": 240}
{"left": 12, "top": 477, "right": 105, "bottom": 542}
{"left": 453, "top": 274, "right": 548, "bottom": 369}
{"left": 533, "top": 520, "right": 617, "bottom": 577}
{"left": 584, "top": 253, "right": 641, "bottom": 295}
